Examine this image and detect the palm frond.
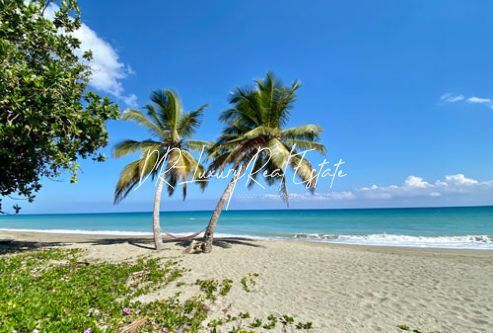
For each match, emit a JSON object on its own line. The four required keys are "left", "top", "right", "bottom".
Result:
{"left": 165, "top": 172, "right": 178, "bottom": 197}
{"left": 166, "top": 148, "right": 189, "bottom": 181}
{"left": 224, "top": 126, "right": 276, "bottom": 144}
{"left": 121, "top": 109, "right": 163, "bottom": 137}
{"left": 181, "top": 150, "right": 208, "bottom": 192}
{"left": 284, "top": 139, "right": 326, "bottom": 154}
{"left": 177, "top": 104, "right": 207, "bottom": 137}
{"left": 114, "top": 148, "right": 163, "bottom": 204}
{"left": 270, "top": 83, "right": 299, "bottom": 128}
{"left": 112, "top": 140, "right": 162, "bottom": 158}
{"left": 266, "top": 138, "right": 291, "bottom": 171}
{"left": 186, "top": 140, "right": 213, "bottom": 153}
{"left": 289, "top": 152, "right": 317, "bottom": 192}
{"left": 114, "top": 160, "right": 142, "bottom": 204}
{"left": 281, "top": 124, "right": 323, "bottom": 141}
{"left": 166, "top": 148, "right": 192, "bottom": 199}
{"left": 143, "top": 104, "right": 166, "bottom": 129}
{"left": 151, "top": 90, "right": 181, "bottom": 134}
{"left": 246, "top": 151, "right": 267, "bottom": 189}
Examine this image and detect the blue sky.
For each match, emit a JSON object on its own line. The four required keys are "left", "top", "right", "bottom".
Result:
{"left": 8, "top": 0, "right": 493, "bottom": 213}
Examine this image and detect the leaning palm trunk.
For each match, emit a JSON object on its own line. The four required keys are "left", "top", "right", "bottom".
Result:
{"left": 152, "top": 176, "right": 166, "bottom": 250}
{"left": 203, "top": 165, "right": 246, "bottom": 253}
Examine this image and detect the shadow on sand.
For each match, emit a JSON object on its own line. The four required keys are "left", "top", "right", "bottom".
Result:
{"left": 0, "top": 236, "right": 262, "bottom": 255}
{"left": 0, "top": 239, "right": 67, "bottom": 255}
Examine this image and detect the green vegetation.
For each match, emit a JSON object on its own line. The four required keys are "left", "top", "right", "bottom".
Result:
{"left": 240, "top": 272, "right": 260, "bottom": 292}
{"left": 0, "top": 0, "right": 118, "bottom": 209}
{"left": 0, "top": 248, "right": 315, "bottom": 332}
{"left": 195, "top": 278, "right": 233, "bottom": 301}
{"left": 249, "top": 318, "right": 263, "bottom": 328}
{"left": 113, "top": 90, "right": 209, "bottom": 249}
{"left": 220, "top": 279, "right": 234, "bottom": 296}
{"left": 280, "top": 315, "right": 295, "bottom": 327}
{"left": 398, "top": 324, "right": 426, "bottom": 333}
{"left": 262, "top": 315, "right": 277, "bottom": 330}
{"left": 202, "top": 73, "right": 326, "bottom": 253}
{"left": 0, "top": 248, "right": 187, "bottom": 332}
{"left": 295, "top": 321, "right": 313, "bottom": 330}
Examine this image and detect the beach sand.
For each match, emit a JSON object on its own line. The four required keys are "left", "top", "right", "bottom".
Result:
{"left": 1, "top": 230, "right": 492, "bottom": 333}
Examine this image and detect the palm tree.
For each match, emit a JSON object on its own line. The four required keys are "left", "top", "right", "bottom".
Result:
{"left": 113, "top": 89, "right": 209, "bottom": 250}
{"left": 13, "top": 204, "right": 21, "bottom": 214}
{"left": 202, "top": 73, "right": 326, "bottom": 253}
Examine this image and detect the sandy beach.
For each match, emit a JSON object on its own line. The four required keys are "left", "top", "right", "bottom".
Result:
{"left": 1, "top": 230, "right": 492, "bottom": 333}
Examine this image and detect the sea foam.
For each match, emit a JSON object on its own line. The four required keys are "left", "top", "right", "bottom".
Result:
{"left": 291, "top": 233, "right": 493, "bottom": 249}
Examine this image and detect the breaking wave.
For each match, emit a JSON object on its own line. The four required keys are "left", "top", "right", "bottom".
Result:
{"left": 290, "top": 233, "right": 493, "bottom": 249}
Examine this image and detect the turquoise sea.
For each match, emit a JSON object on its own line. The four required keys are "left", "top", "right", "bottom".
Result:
{"left": 1, "top": 206, "right": 493, "bottom": 249}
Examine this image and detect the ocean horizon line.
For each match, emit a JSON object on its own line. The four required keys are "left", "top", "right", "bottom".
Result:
{"left": 3, "top": 204, "right": 493, "bottom": 217}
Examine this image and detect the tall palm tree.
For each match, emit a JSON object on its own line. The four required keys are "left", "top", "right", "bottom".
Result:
{"left": 113, "top": 89, "right": 209, "bottom": 250}
{"left": 202, "top": 73, "right": 326, "bottom": 253}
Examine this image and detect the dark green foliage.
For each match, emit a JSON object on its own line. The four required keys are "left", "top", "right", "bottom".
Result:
{"left": 12, "top": 203, "right": 21, "bottom": 214}
{"left": 0, "top": 0, "right": 118, "bottom": 204}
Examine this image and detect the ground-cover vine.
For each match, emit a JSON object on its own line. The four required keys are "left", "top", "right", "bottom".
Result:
{"left": 0, "top": 248, "right": 190, "bottom": 332}
{"left": 0, "top": 248, "right": 315, "bottom": 333}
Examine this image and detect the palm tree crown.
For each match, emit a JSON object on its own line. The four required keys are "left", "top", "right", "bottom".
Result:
{"left": 209, "top": 72, "right": 326, "bottom": 201}
{"left": 113, "top": 89, "right": 208, "bottom": 203}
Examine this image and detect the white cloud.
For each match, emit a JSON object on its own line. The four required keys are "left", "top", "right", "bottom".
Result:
{"left": 441, "top": 93, "right": 493, "bottom": 110}
{"left": 443, "top": 174, "right": 478, "bottom": 186}
{"left": 122, "top": 94, "right": 138, "bottom": 107}
{"left": 467, "top": 96, "right": 491, "bottom": 105}
{"left": 240, "top": 191, "right": 355, "bottom": 202}
{"left": 45, "top": 4, "right": 137, "bottom": 106}
{"left": 440, "top": 93, "right": 464, "bottom": 103}
{"left": 404, "top": 176, "right": 430, "bottom": 188}
{"left": 250, "top": 174, "right": 493, "bottom": 204}
{"left": 358, "top": 173, "right": 485, "bottom": 199}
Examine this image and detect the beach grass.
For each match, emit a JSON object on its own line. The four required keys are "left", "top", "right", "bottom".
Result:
{"left": 0, "top": 248, "right": 313, "bottom": 333}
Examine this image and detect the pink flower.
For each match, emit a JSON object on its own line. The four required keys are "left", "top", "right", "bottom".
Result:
{"left": 135, "top": 309, "right": 141, "bottom": 315}
{"left": 83, "top": 329, "right": 92, "bottom": 333}
{"left": 162, "top": 328, "right": 169, "bottom": 333}
{"left": 123, "top": 307, "right": 131, "bottom": 315}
